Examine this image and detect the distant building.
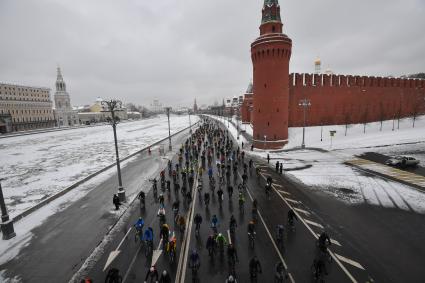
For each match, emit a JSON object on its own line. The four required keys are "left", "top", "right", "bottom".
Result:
{"left": 53, "top": 67, "right": 78, "bottom": 126}
{"left": 0, "top": 82, "right": 55, "bottom": 132}
{"left": 314, "top": 57, "right": 321, "bottom": 74}
{"left": 76, "top": 97, "right": 128, "bottom": 124}
{"left": 149, "top": 99, "right": 163, "bottom": 113}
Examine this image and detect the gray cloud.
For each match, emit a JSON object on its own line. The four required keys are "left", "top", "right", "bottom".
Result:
{"left": 0, "top": 0, "right": 424, "bottom": 107}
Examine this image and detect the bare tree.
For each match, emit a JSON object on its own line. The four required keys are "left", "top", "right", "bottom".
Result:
{"left": 410, "top": 94, "right": 424, "bottom": 128}
{"left": 344, "top": 112, "right": 352, "bottom": 136}
{"left": 378, "top": 102, "right": 386, "bottom": 131}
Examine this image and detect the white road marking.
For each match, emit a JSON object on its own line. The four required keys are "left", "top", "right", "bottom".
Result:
{"left": 122, "top": 242, "right": 143, "bottom": 283}
{"left": 293, "top": 207, "right": 310, "bottom": 216}
{"left": 284, "top": 198, "right": 300, "bottom": 204}
{"left": 335, "top": 254, "right": 365, "bottom": 270}
{"left": 305, "top": 219, "right": 324, "bottom": 229}
{"left": 227, "top": 229, "right": 232, "bottom": 245}
{"left": 175, "top": 177, "right": 199, "bottom": 283}
{"left": 315, "top": 233, "right": 342, "bottom": 246}
{"left": 277, "top": 189, "right": 291, "bottom": 196}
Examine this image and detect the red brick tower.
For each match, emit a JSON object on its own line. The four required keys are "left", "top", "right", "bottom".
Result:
{"left": 251, "top": 0, "right": 292, "bottom": 149}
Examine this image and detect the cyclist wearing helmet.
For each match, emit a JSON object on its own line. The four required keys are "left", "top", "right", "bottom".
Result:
{"left": 144, "top": 265, "right": 158, "bottom": 282}
{"left": 225, "top": 274, "right": 237, "bottom": 283}
{"left": 159, "top": 270, "right": 171, "bottom": 283}
{"left": 189, "top": 249, "right": 200, "bottom": 269}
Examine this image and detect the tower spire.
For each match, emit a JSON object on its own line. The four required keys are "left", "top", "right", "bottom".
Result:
{"left": 262, "top": 0, "right": 281, "bottom": 24}
{"left": 55, "top": 66, "right": 66, "bottom": 92}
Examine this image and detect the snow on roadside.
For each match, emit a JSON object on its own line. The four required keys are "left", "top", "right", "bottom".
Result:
{"left": 205, "top": 114, "right": 425, "bottom": 213}
{"left": 0, "top": 115, "right": 199, "bottom": 218}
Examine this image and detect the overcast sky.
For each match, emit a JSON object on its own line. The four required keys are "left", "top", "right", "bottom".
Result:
{"left": 1, "top": 0, "right": 424, "bottom": 107}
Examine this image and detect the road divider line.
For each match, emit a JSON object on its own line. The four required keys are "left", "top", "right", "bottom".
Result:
{"left": 175, "top": 174, "right": 199, "bottom": 283}
{"left": 293, "top": 207, "right": 310, "bottom": 216}
{"left": 305, "top": 219, "right": 324, "bottom": 229}
{"left": 335, "top": 254, "right": 365, "bottom": 270}
{"left": 122, "top": 242, "right": 143, "bottom": 283}
{"left": 227, "top": 229, "right": 232, "bottom": 245}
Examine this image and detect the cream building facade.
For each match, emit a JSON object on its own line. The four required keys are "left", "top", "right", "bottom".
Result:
{"left": 0, "top": 82, "right": 55, "bottom": 132}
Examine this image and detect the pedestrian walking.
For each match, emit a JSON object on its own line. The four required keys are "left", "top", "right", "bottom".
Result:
{"left": 105, "top": 268, "right": 122, "bottom": 283}
{"left": 279, "top": 163, "right": 283, "bottom": 174}
{"left": 267, "top": 154, "right": 270, "bottom": 164}
{"left": 275, "top": 161, "right": 279, "bottom": 172}
{"left": 251, "top": 144, "right": 254, "bottom": 151}
{"left": 113, "top": 194, "right": 121, "bottom": 210}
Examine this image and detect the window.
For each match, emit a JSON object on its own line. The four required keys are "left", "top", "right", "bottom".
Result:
{"left": 268, "top": 122, "right": 270, "bottom": 126}
{"left": 272, "top": 26, "right": 275, "bottom": 32}
{"left": 264, "top": 84, "right": 267, "bottom": 88}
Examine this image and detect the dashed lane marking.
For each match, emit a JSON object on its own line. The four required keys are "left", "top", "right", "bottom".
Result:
{"left": 315, "top": 233, "right": 342, "bottom": 246}
{"left": 284, "top": 198, "right": 300, "bottom": 204}
{"left": 305, "top": 219, "right": 324, "bottom": 229}
{"left": 277, "top": 189, "right": 291, "bottom": 196}
{"left": 335, "top": 254, "right": 365, "bottom": 270}
{"left": 293, "top": 207, "right": 310, "bottom": 216}
{"left": 227, "top": 229, "right": 232, "bottom": 245}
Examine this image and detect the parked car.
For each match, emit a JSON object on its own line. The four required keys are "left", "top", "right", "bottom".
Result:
{"left": 385, "top": 156, "right": 420, "bottom": 168}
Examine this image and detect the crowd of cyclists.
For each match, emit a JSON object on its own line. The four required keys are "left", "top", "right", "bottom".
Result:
{"left": 105, "top": 117, "right": 334, "bottom": 283}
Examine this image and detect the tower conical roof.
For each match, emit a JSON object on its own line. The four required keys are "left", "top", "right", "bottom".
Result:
{"left": 246, "top": 82, "right": 253, "bottom": 94}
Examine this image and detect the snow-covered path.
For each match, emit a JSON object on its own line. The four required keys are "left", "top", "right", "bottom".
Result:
{"left": 0, "top": 115, "right": 198, "bottom": 217}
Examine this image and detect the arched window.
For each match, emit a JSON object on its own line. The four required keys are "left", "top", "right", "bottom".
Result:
{"left": 272, "top": 26, "right": 275, "bottom": 32}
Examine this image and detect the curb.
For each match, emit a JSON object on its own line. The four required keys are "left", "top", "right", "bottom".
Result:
{"left": 11, "top": 122, "right": 199, "bottom": 223}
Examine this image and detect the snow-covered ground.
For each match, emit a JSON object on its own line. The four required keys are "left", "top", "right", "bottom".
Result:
{"left": 206, "top": 114, "right": 425, "bottom": 213}
{"left": 0, "top": 114, "right": 198, "bottom": 218}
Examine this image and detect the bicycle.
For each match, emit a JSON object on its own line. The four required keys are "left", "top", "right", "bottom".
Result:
{"left": 228, "top": 255, "right": 237, "bottom": 276}
{"left": 145, "top": 240, "right": 153, "bottom": 258}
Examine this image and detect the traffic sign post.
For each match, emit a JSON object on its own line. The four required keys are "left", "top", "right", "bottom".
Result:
{"left": 329, "top": 130, "right": 336, "bottom": 149}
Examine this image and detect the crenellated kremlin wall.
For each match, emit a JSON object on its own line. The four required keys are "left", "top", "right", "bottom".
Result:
{"left": 288, "top": 73, "right": 425, "bottom": 127}
{"left": 241, "top": 73, "right": 425, "bottom": 128}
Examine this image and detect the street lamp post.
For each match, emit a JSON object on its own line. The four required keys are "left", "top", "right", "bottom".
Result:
{"left": 165, "top": 107, "right": 172, "bottom": 151}
{"left": 298, "top": 99, "right": 311, "bottom": 149}
{"left": 102, "top": 99, "right": 126, "bottom": 202}
{"left": 188, "top": 110, "right": 192, "bottom": 134}
{"left": 0, "top": 179, "right": 16, "bottom": 240}
{"left": 264, "top": 135, "right": 267, "bottom": 150}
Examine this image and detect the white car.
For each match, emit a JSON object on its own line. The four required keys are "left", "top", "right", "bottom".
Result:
{"left": 385, "top": 156, "right": 420, "bottom": 167}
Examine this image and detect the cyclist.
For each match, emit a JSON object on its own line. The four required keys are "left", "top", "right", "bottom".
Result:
{"left": 229, "top": 215, "right": 237, "bottom": 234}
{"left": 318, "top": 231, "right": 332, "bottom": 252}
{"left": 249, "top": 159, "right": 253, "bottom": 170}
{"left": 266, "top": 176, "right": 273, "bottom": 186}
{"left": 194, "top": 213, "right": 203, "bottom": 234}
{"left": 158, "top": 193, "right": 165, "bottom": 206}
{"left": 238, "top": 193, "right": 245, "bottom": 211}
{"left": 161, "top": 223, "right": 170, "bottom": 242}
{"left": 134, "top": 217, "right": 145, "bottom": 238}
{"left": 287, "top": 209, "right": 297, "bottom": 228}
{"left": 159, "top": 270, "right": 171, "bottom": 283}
{"left": 172, "top": 170, "right": 177, "bottom": 183}
{"left": 166, "top": 235, "right": 177, "bottom": 263}
{"left": 144, "top": 265, "right": 159, "bottom": 283}
{"left": 144, "top": 227, "right": 154, "bottom": 243}
{"left": 206, "top": 234, "right": 216, "bottom": 256}
{"left": 247, "top": 220, "right": 256, "bottom": 247}
{"left": 137, "top": 191, "right": 145, "bottom": 207}
{"left": 275, "top": 262, "right": 288, "bottom": 282}
{"left": 225, "top": 275, "right": 237, "bottom": 283}
{"left": 204, "top": 192, "right": 210, "bottom": 207}
{"left": 227, "top": 243, "right": 238, "bottom": 265}
{"left": 227, "top": 185, "right": 234, "bottom": 198}
{"left": 151, "top": 178, "right": 158, "bottom": 192}
{"left": 255, "top": 166, "right": 261, "bottom": 178}
{"left": 312, "top": 257, "right": 327, "bottom": 279}
{"left": 249, "top": 256, "right": 262, "bottom": 280}
{"left": 276, "top": 224, "right": 285, "bottom": 248}
{"left": 208, "top": 167, "right": 213, "bottom": 181}
{"left": 215, "top": 233, "right": 227, "bottom": 253}
{"left": 189, "top": 249, "right": 200, "bottom": 272}
{"left": 265, "top": 182, "right": 272, "bottom": 197}
{"left": 105, "top": 268, "right": 122, "bottom": 283}
{"left": 166, "top": 180, "right": 171, "bottom": 191}
{"left": 217, "top": 188, "right": 224, "bottom": 205}
{"left": 172, "top": 200, "right": 179, "bottom": 220}
{"left": 211, "top": 215, "right": 219, "bottom": 232}
{"left": 177, "top": 214, "right": 186, "bottom": 233}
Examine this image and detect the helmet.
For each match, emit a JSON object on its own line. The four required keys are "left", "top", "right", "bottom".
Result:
{"left": 162, "top": 270, "right": 168, "bottom": 276}
{"left": 218, "top": 233, "right": 222, "bottom": 237}
{"left": 192, "top": 249, "right": 197, "bottom": 256}
{"left": 150, "top": 266, "right": 155, "bottom": 272}
{"left": 139, "top": 217, "right": 143, "bottom": 220}
{"left": 228, "top": 275, "right": 235, "bottom": 282}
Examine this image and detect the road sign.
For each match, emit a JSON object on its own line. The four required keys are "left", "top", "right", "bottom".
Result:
{"left": 330, "top": 130, "right": 336, "bottom": 137}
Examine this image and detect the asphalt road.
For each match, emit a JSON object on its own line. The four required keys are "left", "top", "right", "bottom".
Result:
{"left": 0, "top": 126, "right": 195, "bottom": 283}
{"left": 359, "top": 152, "right": 425, "bottom": 177}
